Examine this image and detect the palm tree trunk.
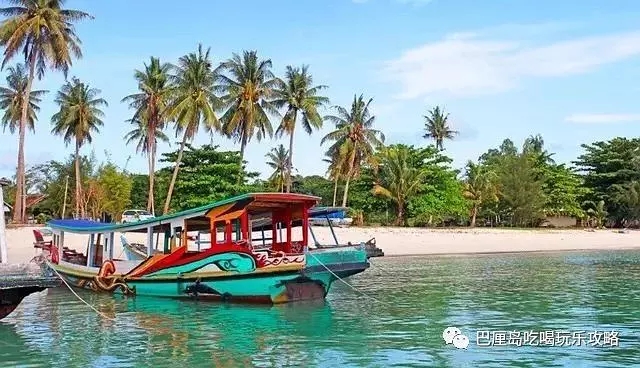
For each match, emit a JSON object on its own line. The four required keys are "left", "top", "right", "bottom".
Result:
{"left": 147, "top": 126, "right": 156, "bottom": 214}
{"left": 74, "top": 141, "right": 82, "bottom": 219}
{"left": 341, "top": 146, "right": 357, "bottom": 207}
{"left": 12, "top": 52, "right": 37, "bottom": 223}
{"left": 285, "top": 119, "right": 296, "bottom": 193}
{"left": 332, "top": 178, "right": 338, "bottom": 207}
{"left": 237, "top": 134, "right": 248, "bottom": 185}
{"left": 395, "top": 205, "right": 404, "bottom": 226}
{"left": 470, "top": 205, "right": 478, "bottom": 227}
{"left": 163, "top": 130, "right": 189, "bottom": 215}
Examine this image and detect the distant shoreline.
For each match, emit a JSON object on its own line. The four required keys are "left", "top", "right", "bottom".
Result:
{"left": 5, "top": 226, "right": 640, "bottom": 264}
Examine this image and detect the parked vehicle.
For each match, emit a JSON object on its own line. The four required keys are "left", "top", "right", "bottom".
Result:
{"left": 121, "top": 210, "right": 155, "bottom": 223}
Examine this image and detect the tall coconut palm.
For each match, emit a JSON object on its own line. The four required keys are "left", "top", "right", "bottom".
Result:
{"left": 217, "top": 50, "right": 278, "bottom": 165}
{"left": 122, "top": 57, "right": 172, "bottom": 215}
{"left": 272, "top": 65, "right": 329, "bottom": 192}
{"left": 423, "top": 106, "right": 457, "bottom": 151}
{"left": 463, "top": 161, "right": 499, "bottom": 227}
{"left": 0, "top": 0, "right": 92, "bottom": 223}
{"left": 123, "top": 116, "right": 169, "bottom": 158}
{"left": 372, "top": 145, "right": 427, "bottom": 226}
{"left": 321, "top": 94, "right": 385, "bottom": 207}
{"left": 51, "top": 78, "right": 107, "bottom": 218}
{"left": 265, "top": 144, "right": 289, "bottom": 192}
{"left": 0, "top": 63, "right": 47, "bottom": 134}
{"left": 323, "top": 144, "right": 350, "bottom": 207}
{"left": 162, "top": 44, "right": 219, "bottom": 214}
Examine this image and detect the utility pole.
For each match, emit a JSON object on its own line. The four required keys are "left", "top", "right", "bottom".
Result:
{"left": 0, "top": 177, "right": 10, "bottom": 263}
{"left": 61, "top": 175, "right": 69, "bottom": 219}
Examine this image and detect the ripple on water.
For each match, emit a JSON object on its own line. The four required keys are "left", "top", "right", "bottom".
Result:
{"left": 1, "top": 250, "right": 640, "bottom": 367}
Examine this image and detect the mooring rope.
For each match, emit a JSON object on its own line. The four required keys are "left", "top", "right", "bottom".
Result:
{"left": 43, "top": 259, "right": 117, "bottom": 322}
{"left": 306, "top": 251, "right": 388, "bottom": 305}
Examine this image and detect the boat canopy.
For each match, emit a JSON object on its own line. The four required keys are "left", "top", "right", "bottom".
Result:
{"left": 47, "top": 192, "right": 321, "bottom": 234}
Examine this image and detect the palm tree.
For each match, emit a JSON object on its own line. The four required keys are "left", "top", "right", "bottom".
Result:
{"left": 0, "top": 63, "right": 47, "bottom": 134}
{"left": 463, "top": 161, "right": 499, "bottom": 227}
{"left": 321, "top": 94, "right": 385, "bottom": 207}
{"left": 217, "top": 50, "right": 278, "bottom": 165}
{"left": 0, "top": 0, "right": 92, "bottom": 223}
{"left": 272, "top": 65, "right": 329, "bottom": 192}
{"left": 265, "top": 144, "right": 289, "bottom": 192}
{"left": 323, "top": 144, "right": 350, "bottom": 207}
{"left": 122, "top": 57, "right": 172, "bottom": 215}
{"left": 123, "top": 116, "right": 169, "bottom": 158}
{"left": 423, "top": 106, "right": 457, "bottom": 151}
{"left": 162, "top": 44, "right": 219, "bottom": 214}
{"left": 372, "top": 145, "right": 426, "bottom": 225}
{"left": 51, "top": 78, "right": 107, "bottom": 218}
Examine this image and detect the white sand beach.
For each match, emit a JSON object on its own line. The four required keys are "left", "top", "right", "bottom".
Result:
{"left": 4, "top": 225, "right": 640, "bottom": 264}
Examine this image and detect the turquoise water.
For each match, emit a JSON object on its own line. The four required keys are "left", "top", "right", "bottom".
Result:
{"left": 1, "top": 250, "right": 640, "bottom": 367}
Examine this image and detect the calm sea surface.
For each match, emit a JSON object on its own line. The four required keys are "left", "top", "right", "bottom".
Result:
{"left": 1, "top": 250, "right": 640, "bottom": 367}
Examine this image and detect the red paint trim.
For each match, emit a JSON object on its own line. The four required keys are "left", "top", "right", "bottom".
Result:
{"left": 130, "top": 244, "right": 257, "bottom": 277}
{"left": 302, "top": 203, "right": 309, "bottom": 246}
{"left": 225, "top": 221, "right": 232, "bottom": 244}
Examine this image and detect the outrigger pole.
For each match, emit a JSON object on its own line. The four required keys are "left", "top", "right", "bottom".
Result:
{"left": 0, "top": 178, "right": 9, "bottom": 263}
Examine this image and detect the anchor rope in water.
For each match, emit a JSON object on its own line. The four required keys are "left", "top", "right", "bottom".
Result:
{"left": 306, "top": 251, "right": 388, "bottom": 306}
{"left": 43, "top": 259, "right": 117, "bottom": 322}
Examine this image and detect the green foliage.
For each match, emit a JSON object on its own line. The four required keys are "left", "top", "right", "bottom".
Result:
{"left": 96, "top": 163, "right": 132, "bottom": 220}
{"left": 573, "top": 138, "right": 640, "bottom": 226}
{"left": 129, "top": 174, "right": 149, "bottom": 209}
{"left": 292, "top": 175, "right": 335, "bottom": 206}
{"left": 541, "top": 164, "right": 588, "bottom": 218}
{"left": 159, "top": 144, "right": 259, "bottom": 212}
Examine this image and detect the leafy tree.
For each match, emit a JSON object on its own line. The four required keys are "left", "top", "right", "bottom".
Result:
{"left": 164, "top": 44, "right": 220, "bottom": 215}
{"left": 218, "top": 50, "right": 278, "bottom": 163}
{"left": 129, "top": 174, "right": 149, "bottom": 210}
{"left": 272, "top": 65, "right": 329, "bottom": 192}
{"left": 497, "top": 153, "right": 545, "bottom": 226}
{"left": 158, "top": 144, "right": 259, "bottom": 212}
{"left": 291, "top": 175, "right": 335, "bottom": 206}
{"left": 96, "top": 163, "right": 132, "bottom": 220}
{"left": 122, "top": 56, "right": 172, "bottom": 214}
{"left": 0, "top": 0, "right": 92, "bottom": 223}
{"left": 321, "top": 94, "right": 385, "bottom": 206}
{"left": 265, "top": 144, "right": 289, "bottom": 192}
{"left": 541, "top": 163, "right": 587, "bottom": 218}
{"left": 423, "top": 106, "right": 457, "bottom": 151}
{"left": 50, "top": 78, "right": 107, "bottom": 218}
{"left": 573, "top": 137, "right": 640, "bottom": 226}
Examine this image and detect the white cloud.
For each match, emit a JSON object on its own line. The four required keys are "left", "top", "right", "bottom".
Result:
{"left": 564, "top": 113, "right": 640, "bottom": 124}
{"left": 383, "top": 30, "right": 640, "bottom": 99}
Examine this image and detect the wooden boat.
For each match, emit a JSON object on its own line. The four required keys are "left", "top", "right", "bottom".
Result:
{"left": 122, "top": 206, "right": 385, "bottom": 260}
{"left": 41, "top": 193, "right": 370, "bottom": 304}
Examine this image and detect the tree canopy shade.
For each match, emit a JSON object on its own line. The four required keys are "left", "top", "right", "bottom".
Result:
{"left": 0, "top": 0, "right": 92, "bottom": 223}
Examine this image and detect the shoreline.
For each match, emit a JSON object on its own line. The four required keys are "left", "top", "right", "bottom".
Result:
{"left": 5, "top": 226, "right": 640, "bottom": 264}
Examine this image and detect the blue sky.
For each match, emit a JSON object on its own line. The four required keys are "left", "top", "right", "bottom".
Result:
{"left": 1, "top": 0, "right": 639, "bottom": 180}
